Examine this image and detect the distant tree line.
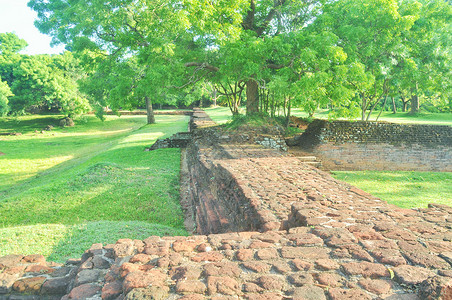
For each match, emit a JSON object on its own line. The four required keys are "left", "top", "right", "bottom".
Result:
{"left": 0, "top": 33, "right": 205, "bottom": 120}
{"left": 0, "top": 33, "right": 90, "bottom": 117}
{"left": 2, "top": 0, "right": 451, "bottom": 123}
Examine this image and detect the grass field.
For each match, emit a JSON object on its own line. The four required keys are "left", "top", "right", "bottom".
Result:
{"left": 332, "top": 171, "right": 452, "bottom": 208}
{"left": 0, "top": 114, "right": 189, "bottom": 262}
{"left": 291, "top": 109, "right": 452, "bottom": 126}
{"left": 204, "top": 106, "right": 452, "bottom": 127}
{"left": 204, "top": 106, "right": 451, "bottom": 209}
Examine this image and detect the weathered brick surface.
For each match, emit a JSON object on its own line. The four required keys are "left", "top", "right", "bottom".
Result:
{"left": 297, "top": 119, "right": 452, "bottom": 171}
{"left": 1, "top": 109, "right": 451, "bottom": 299}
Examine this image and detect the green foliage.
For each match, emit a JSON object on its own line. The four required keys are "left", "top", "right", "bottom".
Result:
{"left": 9, "top": 53, "right": 90, "bottom": 116}
{"left": 223, "top": 112, "right": 285, "bottom": 132}
{"left": 0, "top": 77, "right": 12, "bottom": 116}
{"left": 0, "top": 33, "right": 90, "bottom": 116}
{"left": 284, "top": 126, "right": 304, "bottom": 137}
{"left": 209, "top": 105, "right": 452, "bottom": 127}
{"left": 28, "top": 0, "right": 451, "bottom": 119}
{"left": 0, "top": 33, "right": 27, "bottom": 55}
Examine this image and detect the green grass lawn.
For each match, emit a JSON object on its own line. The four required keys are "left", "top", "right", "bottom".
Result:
{"left": 332, "top": 171, "right": 452, "bottom": 209}
{"left": 0, "top": 114, "right": 188, "bottom": 262}
{"left": 290, "top": 109, "right": 452, "bottom": 126}
{"left": 205, "top": 106, "right": 452, "bottom": 126}
{"left": 203, "top": 106, "right": 241, "bottom": 124}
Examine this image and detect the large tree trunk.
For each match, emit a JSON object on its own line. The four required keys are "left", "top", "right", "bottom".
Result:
{"left": 246, "top": 79, "right": 259, "bottom": 115}
{"left": 410, "top": 83, "right": 419, "bottom": 114}
{"left": 410, "top": 95, "right": 419, "bottom": 114}
{"left": 145, "top": 96, "right": 155, "bottom": 124}
{"left": 361, "top": 95, "right": 367, "bottom": 121}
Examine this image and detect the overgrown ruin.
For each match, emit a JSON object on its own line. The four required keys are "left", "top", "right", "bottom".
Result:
{"left": 0, "top": 109, "right": 451, "bottom": 299}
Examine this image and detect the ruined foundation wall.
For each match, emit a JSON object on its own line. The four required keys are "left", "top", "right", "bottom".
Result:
{"left": 298, "top": 120, "right": 452, "bottom": 171}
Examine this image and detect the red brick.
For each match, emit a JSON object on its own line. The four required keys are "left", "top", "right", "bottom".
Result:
{"left": 256, "top": 275, "right": 285, "bottom": 291}
{"left": 341, "top": 262, "right": 389, "bottom": 278}
{"left": 176, "top": 280, "right": 207, "bottom": 294}
{"left": 292, "top": 259, "right": 313, "bottom": 271}
{"left": 315, "top": 259, "right": 340, "bottom": 270}
{"left": 21, "top": 254, "right": 46, "bottom": 264}
{"left": 256, "top": 248, "right": 279, "bottom": 260}
{"left": 242, "top": 261, "right": 271, "bottom": 273}
{"left": 122, "top": 270, "right": 166, "bottom": 293}
{"left": 358, "top": 278, "right": 392, "bottom": 295}
{"left": 236, "top": 249, "right": 254, "bottom": 261}
{"left": 170, "top": 265, "right": 202, "bottom": 281}
{"left": 68, "top": 283, "right": 102, "bottom": 299}
{"left": 12, "top": 276, "right": 46, "bottom": 294}
{"left": 281, "top": 247, "right": 330, "bottom": 259}
{"left": 191, "top": 251, "right": 224, "bottom": 262}
{"left": 101, "top": 280, "right": 122, "bottom": 300}
{"left": 207, "top": 276, "right": 240, "bottom": 295}
{"left": 328, "top": 288, "right": 372, "bottom": 300}
{"left": 204, "top": 262, "right": 242, "bottom": 277}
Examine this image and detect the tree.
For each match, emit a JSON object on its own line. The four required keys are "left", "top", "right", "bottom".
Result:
{"left": 7, "top": 53, "right": 90, "bottom": 116}
{"left": 0, "top": 33, "right": 90, "bottom": 116}
{"left": 30, "top": 0, "right": 451, "bottom": 120}
{"left": 29, "top": 0, "right": 193, "bottom": 123}
{"left": 0, "top": 77, "right": 12, "bottom": 116}
{"left": 0, "top": 33, "right": 27, "bottom": 87}
{"left": 397, "top": 0, "right": 452, "bottom": 114}
{"left": 29, "top": 0, "right": 325, "bottom": 117}
{"left": 184, "top": 0, "right": 324, "bottom": 115}
{"left": 313, "top": 0, "right": 420, "bottom": 120}
{"left": 0, "top": 33, "right": 27, "bottom": 56}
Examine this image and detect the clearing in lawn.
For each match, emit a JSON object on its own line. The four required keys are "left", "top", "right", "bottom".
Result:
{"left": 0, "top": 114, "right": 189, "bottom": 262}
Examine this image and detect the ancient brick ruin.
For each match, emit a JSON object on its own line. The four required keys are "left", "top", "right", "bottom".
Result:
{"left": 0, "top": 109, "right": 451, "bottom": 299}
{"left": 297, "top": 119, "right": 452, "bottom": 172}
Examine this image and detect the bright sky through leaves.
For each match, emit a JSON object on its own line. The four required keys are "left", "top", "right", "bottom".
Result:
{"left": 0, "top": 0, "right": 65, "bottom": 55}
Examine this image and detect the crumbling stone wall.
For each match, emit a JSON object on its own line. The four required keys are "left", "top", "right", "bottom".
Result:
{"left": 297, "top": 120, "right": 452, "bottom": 171}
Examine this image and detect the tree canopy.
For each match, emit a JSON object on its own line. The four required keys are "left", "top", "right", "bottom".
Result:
{"left": 26, "top": 0, "right": 452, "bottom": 120}
{"left": 0, "top": 33, "right": 91, "bottom": 117}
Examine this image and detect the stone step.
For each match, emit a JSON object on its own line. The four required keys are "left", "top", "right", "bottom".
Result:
{"left": 295, "top": 156, "right": 318, "bottom": 162}
{"left": 304, "top": 161, "right": 322, "bottom": 168}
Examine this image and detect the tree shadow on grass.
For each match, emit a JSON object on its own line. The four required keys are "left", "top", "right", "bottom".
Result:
{"left": 47, "top": 221, "right": 188, "bottom": 262}
{"left": 0, "top": 116, "right": 63, "bottom": 134}
{"left": 0, "top": 114, "right": 187, "bottom": 198}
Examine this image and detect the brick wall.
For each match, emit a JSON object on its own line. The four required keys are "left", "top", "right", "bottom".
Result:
{"left": 298, "top": 120, "right": 452, "bottom": 171}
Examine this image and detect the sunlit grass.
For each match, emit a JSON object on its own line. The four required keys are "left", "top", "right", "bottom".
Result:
{"left": 291, "top": 109, "right": 452, "bottom": 126}
{"left": 0, "top": 222, "right": 187, "bottom": 261}
{"left": 332, "top": 171, "right": 452, "bottom": 208}
{"left": 204, "top": 106, "right": 452, "bottom": 126}
{"left": 203, "top": 106, "right": 236, "bottom": 124}
{"left": 0, "top": 113, "right": 189, "bottom": 262}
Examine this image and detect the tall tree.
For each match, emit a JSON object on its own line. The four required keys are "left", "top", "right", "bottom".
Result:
{"left": 29, "top": 0, "right": 192, "bottom": 123}
{"left": 29, "top": 0, "right": 324, "bottom": 116}
{"left": 313, "top": 0, "right": 419, "bottom": 120}
{"left": 397, "top": 0, "right": 452, "bottom": 114}
{"left": 0, "top": 77, "right": 12, "bottom": 116}
{"left": 8, "top": 53, "right": 90, "bottom": 115}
